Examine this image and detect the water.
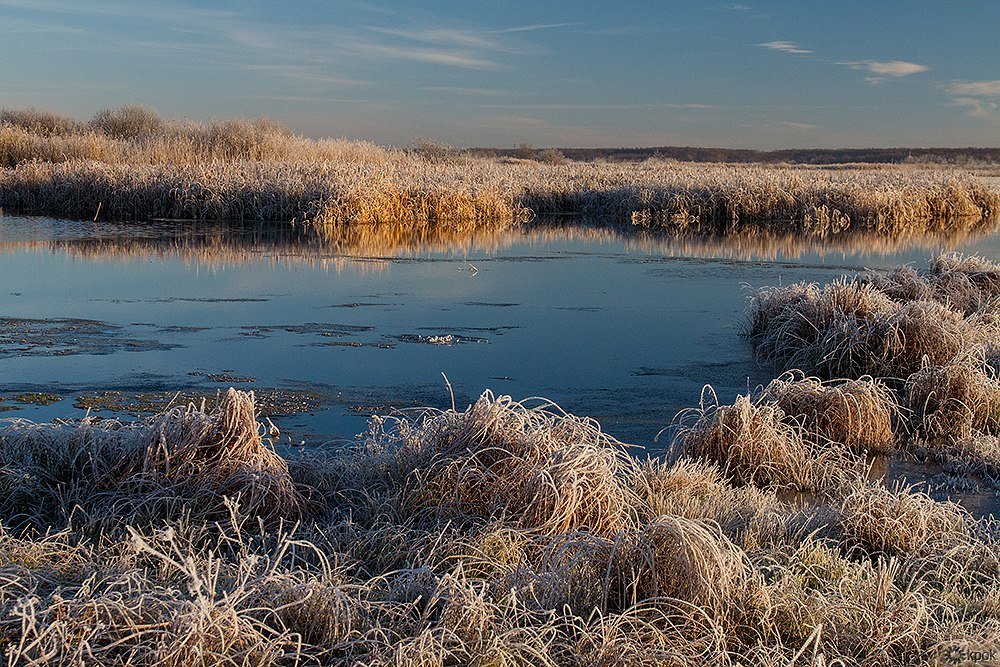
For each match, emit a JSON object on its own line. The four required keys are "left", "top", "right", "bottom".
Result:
{"left": 1, "top": 215, "right": 998, "bottom": 463}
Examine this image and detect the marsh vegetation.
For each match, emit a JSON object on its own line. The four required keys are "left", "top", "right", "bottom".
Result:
{"left": 1, "top": 106, "right": 998, "bottom": 235}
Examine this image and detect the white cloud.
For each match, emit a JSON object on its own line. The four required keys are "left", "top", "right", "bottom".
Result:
{"left": 947, "top": 81, "right": 1000, "bottom": 119}
{"left": 839, "top": 60, "right": 928, "bottom": 77}
{"left": 758, "top": 41, "right": 812, "bottom": 54}
{"left": 779, "top": 121, "right": 818, "bottom": 130}
{"left": 949, "top": 81, "right": 1000, "bottom": 96}
{"left": 366, "top": 26, "right": 499, "bottom": 51}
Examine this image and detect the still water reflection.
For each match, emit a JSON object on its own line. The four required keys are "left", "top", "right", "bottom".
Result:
{"left": 0, "top": 216, "right": 997, "bottom": 461}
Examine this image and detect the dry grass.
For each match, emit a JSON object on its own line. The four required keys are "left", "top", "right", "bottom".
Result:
{"left": 835, "top": 482, "right": 970, "bottom": 555}
{"left": 763, "top": 372, "right": 898, "bottom": 454}
{"left": 749, "top": 255, "right": 1000, "bottom": 492}
{"left": 0, "top": 389, "right": 997, "bottom": 665}
{"left": 873, "top": 252, "right": 1000, "bottom": 315}
{"left": 350, "top": 392, "right": 644, "bottom": 536}
{"left": 0, "top": 388, "right": 300, "bottom": 528}
{"left": 2, "top": 106, "right": 998, "bottom": 231}
{"left": 673, "top": 386, "right": 867, "bottom": 492}
{"left": 748, "top": 255, "right": 999, "bottom": 378}
{"left": 906, "top": 350, "right": 1000, "bottom": 442}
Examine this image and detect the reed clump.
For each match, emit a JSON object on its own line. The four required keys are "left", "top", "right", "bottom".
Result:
{"left": 906, "top": 351, "right": 1000, "bottom": 442}
{"left": 835, "top": 482, "right": 971, "bottom": 555}
{"left": 0, "top": 388, "right": 300, "bottom": 528}
{"left": 762, "top": 372, "right": 898, "bottom": 454}
{"left": 749, "top": 254, "right": 1000, "bottom": 491}
{"left": 0, "top": 389, "right": 996, "bottom": 665}
{"left": 749, "top": 254, "right": 999, "bottom": 378}
{"left": 351, "top": 392, "right": 644, "bottom": 536}
{"left": 674, "top": 385, "right": 867, "bottom": 492}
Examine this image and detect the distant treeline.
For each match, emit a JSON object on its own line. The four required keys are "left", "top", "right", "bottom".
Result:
{"left": 474, "top": 145, "right": 1000, "bottom": 165}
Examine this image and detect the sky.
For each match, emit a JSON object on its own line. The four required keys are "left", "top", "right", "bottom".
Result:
{"left": 1, "top": 0, "right": 998, "bottom": 149}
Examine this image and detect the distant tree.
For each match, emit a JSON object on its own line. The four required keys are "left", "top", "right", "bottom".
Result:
{"left": 537, "top": 147, "right": 568, "bottom": 165}
{"left": 515, "top": 142, "right": 535, "bottom": 160}
{"left": 407, "top": 137, "right": 453, "bottom": 163}
{"left": 0, "top": 107, "right": 83, "bottom": 136}
{"left": 90, "top": 105, "right": 164, "bottom": 139}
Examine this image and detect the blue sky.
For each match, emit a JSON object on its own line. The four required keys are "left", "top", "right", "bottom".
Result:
{"left": 2, "top": 0, "right": 998, "bottom": 148}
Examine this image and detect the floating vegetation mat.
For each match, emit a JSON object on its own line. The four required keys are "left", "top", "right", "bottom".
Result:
{"left": 0, "top": 317, "right": 176, "bottom": 358}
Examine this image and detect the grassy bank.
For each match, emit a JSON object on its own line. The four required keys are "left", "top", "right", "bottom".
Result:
{"left": 1, "top": 106, "right": 998, "bottom": 233}
{"left": 1, "top": 385, "right": 997, "bottom": 666}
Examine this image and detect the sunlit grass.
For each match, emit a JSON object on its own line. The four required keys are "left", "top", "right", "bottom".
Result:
{"left": 2, "top": 106, "right": 998, "bottom": 233}
{"left": 1, "top": 382, "right": 997, "bottom": 665}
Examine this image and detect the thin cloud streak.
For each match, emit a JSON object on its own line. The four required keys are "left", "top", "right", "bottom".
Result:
{"left": 759, "top": 41, "right": 812, "bottom": 54}
{"left": 838, "top": 60, "right": 928, "bottom": 76}
{"left": 950, "top": 97, "right": 998, "bottom": 119}
{"left": 349, "top": 41, "right": 499, "bottom": 69}
{"left": 496, "top": 22, "right": 578, "bottom": 33}
{"left": 423, "top": 86, "right": 513, "bottom": 97}
{"left": 490, "top": 102, "right": 716, "bottom": 111}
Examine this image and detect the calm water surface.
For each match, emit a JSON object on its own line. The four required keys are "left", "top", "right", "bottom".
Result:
{"left": 1, "top": 216, "right": 998, "bottom": 466}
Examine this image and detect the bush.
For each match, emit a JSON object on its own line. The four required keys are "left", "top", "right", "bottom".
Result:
{"left": 90, "top": 104, "right": 164, "bottom": 139}
{"left": 407, "top": 137, "right": 453, "bottom": 163}
{"left": 0, "top": 107, "right": 83, "bottom": 136}
{"left": 538, "top": 147, "right": 568, "bottom": 165}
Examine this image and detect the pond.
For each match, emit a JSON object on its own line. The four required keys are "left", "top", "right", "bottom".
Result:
{"left": 1, "top": 214, "right": 999, "bottom": 509}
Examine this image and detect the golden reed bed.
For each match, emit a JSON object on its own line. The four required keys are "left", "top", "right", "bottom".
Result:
{"left": 2, "top": 106, "right": 998, "bottom": 235}
{"left": 2, "top": 159, "right": 997, "bottom": 235}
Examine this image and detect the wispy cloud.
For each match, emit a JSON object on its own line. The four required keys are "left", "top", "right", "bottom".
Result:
{"left": 759, "top": 41, "right": 812, "bottom": 54}
{"left": 950, "top": 97, "right": 998, "bottom": 119}
{"left": 838, "top": 60, "right": 928, "bottom": 77}
{"left": 946, "top": 81, "right": 1000, "bottom": 119}
{"left": 360, "top": 20, "right": 553, "bottom": 65}
{"left": 4, "top": 16, "right": 87, "bottom": 34}
{"left": 239, "top": 64, "right": 360, "bottom": 88}
{"left": 366, "top": 26, "right": 499, "bottom": 51}
{"left": 350, "top": 41, "right": 498, "bottom": 69}
{"left": 496, "top": 22, "right": 577, "bottom": 33}
{"left": 423, "top": 86, "right": 512, "bottom": 97}
{"left": 0, "top": 0, "right": 237, "bottom": 26}
{"left": 949, "top": 80, "right": 1000, "bottom": 97}
{"left": 482, "top": 102, "right": 716, "bottom": 111}
{"left": 779, "top": 121, "right": 819, "bottom": 130}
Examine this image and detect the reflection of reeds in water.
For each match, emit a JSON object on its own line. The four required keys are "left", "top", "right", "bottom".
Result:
{"left": 1, "top": 216, "right": 998, "bottom": 269}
